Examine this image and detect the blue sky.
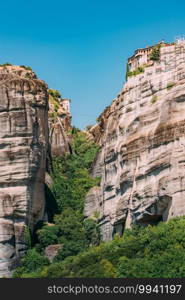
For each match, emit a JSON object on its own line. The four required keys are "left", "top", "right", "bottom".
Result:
{"left": 0, "top": 0, "right": 185, "bottom": 128}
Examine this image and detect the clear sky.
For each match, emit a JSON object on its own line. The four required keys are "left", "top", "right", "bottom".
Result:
{"left": 0, "top": 0, "right": 185, "bottom": 128}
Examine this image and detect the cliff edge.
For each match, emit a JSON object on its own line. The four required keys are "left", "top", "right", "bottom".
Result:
{"left": 0, "top": 65, "right": 49, "bottom": 276}
{"left": 85, "top": 39, "right": 185, "bottom": 240}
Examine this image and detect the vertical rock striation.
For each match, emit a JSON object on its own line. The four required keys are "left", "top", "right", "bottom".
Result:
{"left": 0, "top": 65, "right": 49, "bottom": 276}
{"left": 85, "top": 39, "right": 185, "bottom": 241}
{"left": 48, "top": 92, "right": 71, "bottom": 157}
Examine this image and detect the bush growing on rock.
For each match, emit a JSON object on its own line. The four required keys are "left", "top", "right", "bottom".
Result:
{"left": 49, "top": 89, "right": 61, "bottom": 99}
{"left": 15, "top": 217, "right": 185, "bottom": 278}
{"left": 13, "top": 249, "right": 49, "bottom": 277}
{"left": 150, "top": 45, "right": 161, "bottom": 61}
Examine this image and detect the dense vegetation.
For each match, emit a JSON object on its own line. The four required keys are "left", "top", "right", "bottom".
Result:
{"left": 52, "top": 128, "right": 100, "bottom": 212}
{"left": 0, "top": 62, "right": 13, "bottom": 67}
{"left": 126, "top": 65, "right": 145, "bottom": 78}
{"left": 14, "top": 216, "right": 185, "bottom": 278}
{"left": 48, "top": 89, "right": 61, "bottom": 99}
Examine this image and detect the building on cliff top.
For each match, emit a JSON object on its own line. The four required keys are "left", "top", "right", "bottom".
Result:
{"left": 128, "top": 40, "right": 174, "bottom": 72}
{"left": 60, "top": 98, "right": 71, "bottom": 114}
{"left": 85, "top": 38, "right": 185, "bottom": 241}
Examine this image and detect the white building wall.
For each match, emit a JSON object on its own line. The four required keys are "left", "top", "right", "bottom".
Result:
{"left": 61, "top": 99, "right": 70, "bottom": 113}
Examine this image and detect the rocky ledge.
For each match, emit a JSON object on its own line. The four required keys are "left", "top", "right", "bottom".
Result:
{"left": 85, "top": 40, "right": 185, "bottom": 241}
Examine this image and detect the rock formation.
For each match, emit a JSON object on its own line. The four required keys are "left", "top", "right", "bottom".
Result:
{"left": 85, "top": 39, "right": 185, "bottom": 241}
{"left": 48, "top": 90, "right": 71, "bottom": 158}
{"left": 0, "top": 65, "right": 49, "bottom": 277}
{"left": 44, "top": 244, "right": 62, "bottom": 262}
{"left": 2, "top": 38, "right": 185, "bottom": 275}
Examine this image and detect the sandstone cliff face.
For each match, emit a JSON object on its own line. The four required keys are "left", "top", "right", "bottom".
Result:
{"left": 85, "top": 40, "right": 185, "bottom": 241}
{"left": 0, "top": 65, "right": 49, "bottom": 276}
{"left": 48, "top": 93, "right": 71, "bottom": 157}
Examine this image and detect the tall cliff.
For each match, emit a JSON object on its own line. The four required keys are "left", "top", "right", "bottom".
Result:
{"left": 85, "top": 39, "right": 185, "bottom": 241}
{"left": 0, "top": 65, "right": 49, "bottom": 276}
{"left": 0, "top": 65, "right": 72, "bottom": 277}
{"left": 48, "top": 90, "right": 71, "bottom": 158}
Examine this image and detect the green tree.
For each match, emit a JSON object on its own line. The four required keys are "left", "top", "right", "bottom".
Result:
{"left": 83, "top": 218, "right": 100, "bottom": 246}
{"left": 53, "top": 208, "right": 87, "bottom": 261}
{"left": 37, "top": 224, "right": 60, "bottom": 249}
{"left": 20, "top": 216, "right": 185, "bottom": 278}
{"left": 51, "top": 130, "right": 100, "bottom": 212}
{"left": 13, "top": 248, "right": 49, "bottom": 277}
{"left": 150, "top": 45, "right": 161, "bottom": 61}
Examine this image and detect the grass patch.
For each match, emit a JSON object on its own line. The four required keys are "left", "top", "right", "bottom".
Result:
{"left": 167, "top": 82, "right": 175, "bottom": 90}
{"left": 151, "top": 95, "right": 158, "bottom": 104}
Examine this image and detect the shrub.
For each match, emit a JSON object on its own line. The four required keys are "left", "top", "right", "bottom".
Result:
{"left": 19, "top": 217, "right": 185, "bottom": 278}
{"left": 167, "top": 82, "right": 175, "bottom": 90}
{"left": 0, "top": 62, "right": 12, "bottom": 67}
{"left": 54, "top": 208, "right": 85, "bottom": 241}
{"left": 13, "top": 249, "right": 49, "bottom": 277}
{"left": 37, "top": 224, "right": 60, "bottom": 249}
{"left": 93, "top": 210, "right": 100, "bottom": 219}
{"left": 54, "top": 103, "right": 59, "bottom": 112}
{"left": 127, "top": 66, "right": 145, "bottom": 78}
{"left": 20, "top": 65, "right": 32, "bottom": 71}
{"left": 126, "top": 63, "right": 130, "bottom": 80}
{"left": 25, "top": 73, "right": 32, "bottom": 79}
{"left": 51, "top": 130, "right": 100, "bottom": 212}
{"left": 49, "top": 89, "right": 61, "bottom": 99}
{"left": 151, "top": 95, "right": 158, "bottom": 104}
{"left": 83, "top": 218, "right": 100, "bottom": 246}
{"left": 49, "top": 111, "right": 58, "bottom": 122}
{"left": 150, "top": 45, "right": 161, "bottom": 61}
{"left": 54, "top": 240, "right": 85, "bottom": 262}
{"left": 24, "top": 226, "right": 32, "bottom": 249}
